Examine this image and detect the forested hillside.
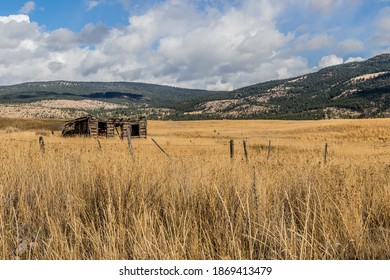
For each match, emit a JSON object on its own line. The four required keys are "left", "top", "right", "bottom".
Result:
{"left": 0, "top": 54, "right": 389, "bottom": 120}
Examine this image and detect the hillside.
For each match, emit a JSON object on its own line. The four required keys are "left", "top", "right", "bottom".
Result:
{"left": 0, "top": 81, "right": 215, "bottom": 106}
{"left": 0, "top": 81, "right": 218, "bottom": 119}
{"left": 187, "top": 53, "right": 390, "bottom": 119}
{"left": 0, "top": 53, "right": 389, "bottom": 120}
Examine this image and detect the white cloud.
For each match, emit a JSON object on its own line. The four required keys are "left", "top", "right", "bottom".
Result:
{"left": 0, "top": 0, "right": 378, "bottom": 89}
{"left": 0, "top": 15, "right": 37, "bottom": 50}
{"left": 0, "top": 0, "right": 359, "bottom": 88}
{"left": 345, "top": 56, "right": 365, "bottom": 63}
{"left": 318, "top": 55, "right": 344, "bottom": 68}
{"left": 44, "top": 28, "right": 79, "bottom": 51}
{"left": 0, "top": 1, "right": 309, "bottom": 88}
{"left": 20, "top": 1, "right": 36, "bottom": 14}
{"left": 133, "top": 0, "right": 301, "bottom": 88}
{"left": 0, "top": 14, "right": 30, "bottom": 24}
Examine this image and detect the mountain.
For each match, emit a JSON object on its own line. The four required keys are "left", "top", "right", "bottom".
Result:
{"left": 0, "top": 81, "right": 220, "bottom": 119}
{"left": 0, "top": 80, "right": 215, "bottom": 107}
{"left": 0, "top": 53, "right": 389, "bottom": 120}
{"left": 186, "top": 53, "right": 390, "bottom": 119}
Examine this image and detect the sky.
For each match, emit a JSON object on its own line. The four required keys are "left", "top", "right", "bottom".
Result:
{"left": 0, "top": 0, "right": 389, "bottom": 90}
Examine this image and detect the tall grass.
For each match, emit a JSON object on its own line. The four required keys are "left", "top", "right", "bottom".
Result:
{"left": 0, "top": 118, "right": 64, "bottom": 131}
{"left": 0, "top": 119, "right": 389, "bottom": 259}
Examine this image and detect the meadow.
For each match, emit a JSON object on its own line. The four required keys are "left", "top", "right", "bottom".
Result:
{"left": 0, "top": 119, "right": 389, "bottom": 260}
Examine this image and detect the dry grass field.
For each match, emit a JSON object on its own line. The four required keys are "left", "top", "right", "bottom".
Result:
{"left": 0, "top": 119, "right": 389, "bottom": 260}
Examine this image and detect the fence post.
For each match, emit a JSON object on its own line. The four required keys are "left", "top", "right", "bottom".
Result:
{"left": 151, "top": 138, "right": 170, "bottom": 158}
{"left": 243, "top": 140, "right": 248, "bottom": 162}
{"left": 126, "top": 127, "right": 134, "bottom": 160}
{"left": 324, "top": 143, "right": 328, "bottom": 164}
{"left": 39, "top": 136, "right": 45, "bottom": 154}
{"left": 97, "top": 137, "right": 102, "bottom": 150}
{"left": 230, "top": 140, "right": 235, "bottom": 159}
{"left": 116, "top": 126, "right": 122, "bottom": 140}
{"left": 267, "top": 140, "right": 271, "bottom": 160}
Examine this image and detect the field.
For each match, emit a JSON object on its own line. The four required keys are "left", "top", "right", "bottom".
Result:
{"left": 0, "top": 119, "right": 389, "bottom": 260}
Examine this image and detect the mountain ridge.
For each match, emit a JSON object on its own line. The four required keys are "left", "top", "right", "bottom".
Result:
{"left": 0, "top": 53, "right": 389, "bottom": 120}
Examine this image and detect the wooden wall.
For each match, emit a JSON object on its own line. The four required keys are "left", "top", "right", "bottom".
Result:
{"left": 106, "top": 119, "right": 147, "bottom": 138}
{"left": 89, "top": 118, "right": 98, "bottom": 137}
{"left": 63, "top": 117, "right": 147, "bottom": 138}
{"left": 107, "top": 121, "right": 115, "bottom": 138}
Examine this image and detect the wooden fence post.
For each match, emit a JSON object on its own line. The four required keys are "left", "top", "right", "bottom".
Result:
{"left": 151, "top": 138, "right": 170, "bottom": 158}
{"left": 116, "top": 127, "right": 122, "bottom": 140}
{"left": 39, "top": 136, "right": 45, "bottom": 154}
{"left": 324, "top": 143, "right": 328, "bottom": 164}
{"left": 230, "top": 140, "right": 235, "bottom": 159}
{"left": 97, "top": 137, "right": 102, "bottom": 150}
{"left": 267, "top": 140, "right": 271, "bottom": 160}
{"left": 126, "top": 127, "right": 134, "bottom": 159}
{"left": 243, "top": 140, "right": 248, "bottom": 162}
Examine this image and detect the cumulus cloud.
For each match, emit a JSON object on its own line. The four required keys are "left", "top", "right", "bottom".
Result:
{"left": 0, "top": 0, "right": 381, "bottom": 89}
{"left": 318, "top": 55, "right": 344, "bottom": 68}
{"left": 43, "top": 23, "right": 111, "bottom": 52}
{"left": 79, "top": 23, "right": 111, "bottom": 44}
{"left": 44, "top": 28, "right": 79, "bottom": 51}
{"left": 0, "top": 14, "right": 30, "bottom": 24}
{"left": 0, "top": 15, "right": 38, "bottom": 50}
{"left": 126, "top": 0, "right": 303, "bottom": 88}
{"left": 20, "top": 1, "right": 36, "bottom": 14}
{"left": 0, "top": 0, "right": 305, "bottom": 89}
{"left": 345, "top": 56, "right": 365, "bottom": 63}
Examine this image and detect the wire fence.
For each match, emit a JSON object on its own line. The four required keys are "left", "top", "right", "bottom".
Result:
{"left": 1, "top": 135, "right": 389, "bottom": 164}
{"left": 0, "top": 136, "right": 389, "bottom": 148}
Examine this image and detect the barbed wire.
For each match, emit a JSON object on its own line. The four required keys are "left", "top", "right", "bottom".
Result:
{"left": 0, "top": 137, "right": 388, "bottom": 149}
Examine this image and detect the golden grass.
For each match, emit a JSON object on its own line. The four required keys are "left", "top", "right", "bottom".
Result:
{"left": 0, "top": 118, "right": 65, "bottom": 131}
{"left": 0, "top": 119, "right": 389, "bottom": 260}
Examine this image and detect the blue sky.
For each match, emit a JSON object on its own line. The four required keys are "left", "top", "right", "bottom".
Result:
{"left": 0, "top": 0, "right": 389, "bottom": 89}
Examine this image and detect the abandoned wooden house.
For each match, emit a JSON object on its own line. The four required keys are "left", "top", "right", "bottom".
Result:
{"left": 62, "top": 115, "right": 147, "bottom": 138}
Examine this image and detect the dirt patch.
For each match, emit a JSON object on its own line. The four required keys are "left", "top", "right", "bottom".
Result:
{"left": 346, "top": 72, "right": 389, "bottom": 84}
